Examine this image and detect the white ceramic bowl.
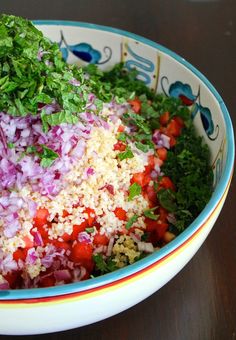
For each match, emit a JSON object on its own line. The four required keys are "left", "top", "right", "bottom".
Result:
{"left": 0, "top": 21, "right": 234, "bottom": 335}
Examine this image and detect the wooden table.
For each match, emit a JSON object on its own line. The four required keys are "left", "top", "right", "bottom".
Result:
{"left": 0, "top": 1, "right": 235, "bottom": 339}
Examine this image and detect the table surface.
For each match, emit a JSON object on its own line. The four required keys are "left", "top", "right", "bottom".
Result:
{"left": 0, "top": 1, "right": 235, "bottom": 339}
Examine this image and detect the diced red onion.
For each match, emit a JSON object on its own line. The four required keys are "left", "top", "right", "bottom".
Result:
{"left": 99, "top": 184, "right": 115, "bottom": 195}
{"left": 78, "top": 232, "right": 91, "bottom": 243}
{"left": 54, "top": 269, "right": 71, "bottom": 281}
{"left": 137, "top": 242, "right": 154, "bottom": 253}
{"left": 106, "top": 237, "right": 114, "bottom": 257}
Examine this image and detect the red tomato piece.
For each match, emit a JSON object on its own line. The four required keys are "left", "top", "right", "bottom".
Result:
{"left": 114, "top": 207, "right": 127, "bottom": 221}
{"left": 53, "top": 239, "right": 72, "bottom": 251}
{"left": 13, "top": 248, "right": 28, "bottom": 261}
{"left": 84, "top": 207, "right": 95, "bottom": 226}
{"left": 159, "top": 176, "right": 175, "bottom": 191}
{"left": 158, "top": 207, "right": 168, "bottom": 222}
{"left": 71, "top": 221, "right": 88, "bottom": 240}
{"left": 156, "top": 221, "right": 169, "bottom": 240}
{"left": 62, "top": 210, "right": 70, "bottom": 218}
{"left": 22, "top": 235, "right": 34, "bottom": 248}
{"left": 144, "top": 185, "right": 158, "bottom": 206}
{"left": 131, "top": 172, "right": 151, "bottom": 187}
{"left": 156, "top": 147, "right": 167, "bottom": 161}
{"left": 174, "top": 116, "right": 184, "bottom": 128}
{"left": 93, "top": 233, "right": 109, "bottom": 246}
{"left": 117, "top": 125, "right": 125, "bottom": 132}
{"left": 145, "top": 218, "right": 169, "bottom": 243}
{"left": 159, "top": 111, "right": 170, "bottom": 126}
{"left": 70, "top": 242, "right": 94, "bottom": 271}
{"left": 113, "top": 141, "right": 127, "bottom": 151}
{"left": 128, "top": 98, "right": 142, "bottom": 113}
{"left": 167, "top": 118, "right": 182, "bottom": 137}
{"left": 4, "top": 271, "right": 22, "bottom": 289}
{"left": 39, "top": 275, "right": 56, "bottom": 288}
{"left": 33, "top": 208, "right": 49, "bottom": 228}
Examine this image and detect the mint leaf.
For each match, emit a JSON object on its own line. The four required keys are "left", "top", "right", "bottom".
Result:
{"left": 85, "top": 227, "right": 94, "bottom": 233}
{"left": 40, "top": 145, "right": 59, "bottom": 168}
{"left": 117, "top": 146, "right": 134, "bottom": 161}
{"left": 125, "top": 214, "right": 138, "bottom": 229}
{"left": 158, "top": 188, "right": 177, "bottom": 213}
{"left": 143, "top": 207, "right": 159, "bottom": 220}
{"left": 7, "top": 142, "right": 15, "bottom": 149}
{"left": 117, "top": 132, "right": 127, "bottom": 142}
{"left": 128, "top": 182, "right": 142, "bottom": 201}
{"left": 135, "top": 141, "right": 151, "bottom": 152}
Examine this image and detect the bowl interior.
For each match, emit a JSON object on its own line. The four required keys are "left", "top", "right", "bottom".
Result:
{"left": 0, "top": 21, "right": 234, "bottom": 300}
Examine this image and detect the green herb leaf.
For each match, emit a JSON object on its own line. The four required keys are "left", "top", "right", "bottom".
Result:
{"left": 125, "top": 215, "right": 138, "bottom": 229}
{"left": 117, "top": 132, "right": 127, "bottom": 142}
{"left": 40, "top": 145, "right": 59, "bottom": 168}
{"left": 85, "top": 227, "right": 94, "bottom": 233}
{"left": 158, "top": 188, "right": 177, "bottom": 213}
{"left": 143, "top": 207, "right": 159, "bottom": 220}
{"left": 135, "top": 141, "right": 151, "bottom": 152}
{"left": 128, "top": 182, "right": 142, "bottom": 201}
{"left": 117, "top": 146, "right": 134, "bottom": 161}
{"left": 93, "top": 254, "right": 117, "bottom": 274}
{"left": 7, "top": 142, "right": 15, "bottom": 149}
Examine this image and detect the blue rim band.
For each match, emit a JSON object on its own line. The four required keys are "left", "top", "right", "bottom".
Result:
{"left": 0, "top": 20, "right": 234, "bottom": 301}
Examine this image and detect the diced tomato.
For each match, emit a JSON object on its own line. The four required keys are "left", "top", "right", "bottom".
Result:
{"left": 84, "top": 207, "right": 95, "bottom": 226}
{"left": 156, "top": 147, "right": 167, "bottom": 161}
{"left": 159, "top": 111, "right": 170, "bottom": 126}
{"left": 167, "top": 118, "right": 183, "bottom": 137}
{"left": 71, "top": 221, "right": 88, "bottom": 240}
{"left": 114, "top": 207, "right": 127, "bottom": 221}
{"left": 39, "top": 275, "right": 56, "bottom": 288}
{"left": 62, "top": 210, "right": 70, "bottom": 218}
{"left": 174, "top": 116, "right": 184, "bottom": 128}
{"left": 158, "top": 207, "right": 168, "bottom": 222}
{"left": 156, "top": 221, "right": 169, "bottom": 239}
{"left": 93, "top": 233, "right": 109, "bottom": 246}
{"left": 131, "top": 172, "right": 151, "bottom": 187}
{"left": 33, "top": 208, "right": 49, "bottom": 228}
{"left": 36, "top": 226, "right": 48, "bottom": 240}
{"left": 145, "top": 155, "right": 155, "bottom": 174}
{"left": 128, "top": 98, "right": 142, "bottom": 113}
{"left": 159, "top": 176, "right": 175, "bottom": 191}
{"left": 169, "top": 135, "right": 176, "bottom": 147}
{"left": 53, "top": 239, "right": 72, "bottom": 251}
{"left": 113, "top": 141, "right": 126, "bottom": 151}
{"left": 144, "top": 185, "right": 158, "bottom": 206}
{"left": 145, "top": 218, "right": 169, "bottom": 243}
{"left": 4, "top": 271, "right": 22, "bottom": 289}
{"left": 118, "top": 125, "right": 125, "bottom": 132}
{"left": 60, "top": 232, "right": 72, "bottom": 242}
{"left": 22, "top": 236, "right": 34, "bottom": 248}
{"left": 13, "top": 248, "right": 28, "bottom": 261}
{"left": 70, "top": 242, "right": 94, "bottom": 271}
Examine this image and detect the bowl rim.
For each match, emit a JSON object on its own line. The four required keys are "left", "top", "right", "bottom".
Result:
{"left": 0, "top": 19, "right": 234, "bottom": 301}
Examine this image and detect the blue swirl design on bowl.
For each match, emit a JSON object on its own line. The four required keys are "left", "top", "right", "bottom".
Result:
{"left": 161, "top": 77, "right": 219, "bottom": 140}
{"left": 124, "top": 43, "right": 155, "bottom": 85}
{"left": 169, "top": 81, "right": 197, "bottom": 106}
{"left": 58, "top": 31, "right": 112, "bottom": 64}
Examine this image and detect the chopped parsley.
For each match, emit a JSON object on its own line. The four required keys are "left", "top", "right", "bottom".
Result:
{"left": 93, "top": 254, "right": 117, "bottom": 274}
